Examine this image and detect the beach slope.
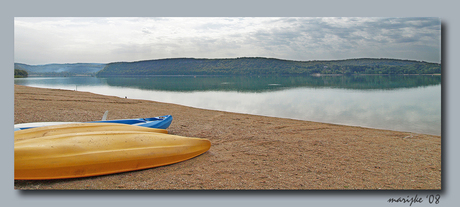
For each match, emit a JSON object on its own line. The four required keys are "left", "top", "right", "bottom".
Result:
{"left": 14, "top": 85, "right": 441, "bottom": 190}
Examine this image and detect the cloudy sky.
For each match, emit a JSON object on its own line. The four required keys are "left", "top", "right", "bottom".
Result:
{"left": 14, "top": 17, "right": 441, "bottom": 65}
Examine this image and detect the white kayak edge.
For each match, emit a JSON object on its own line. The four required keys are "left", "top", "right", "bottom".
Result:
{"left": 14, "top": 122, "right": 79, "bottom": 131}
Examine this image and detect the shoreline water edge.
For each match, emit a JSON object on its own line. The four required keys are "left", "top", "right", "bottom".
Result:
{"left": 14, "top": 85, "right": 441, "bottom": 190}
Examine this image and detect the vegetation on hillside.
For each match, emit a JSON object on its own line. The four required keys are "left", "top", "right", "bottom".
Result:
{"left": 14, "top": 63, "right": 105, "bottom": 77}
{"left": 14, "top": 69, "right": 28, "bottom": 78}
{"left": 96, "top": 57, "right": 441, "bottom": 77}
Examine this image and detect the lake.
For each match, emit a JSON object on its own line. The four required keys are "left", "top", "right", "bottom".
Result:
{"left": 14, "top": 75, "right": 442, "bottom": 136}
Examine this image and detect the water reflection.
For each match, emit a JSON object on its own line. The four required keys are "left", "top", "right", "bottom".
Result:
{"left": 15, "top": 75, "right": 441, "bottom": 92}
{"left": 14, "top": 75, "right": 441, "bottom": 135}
{"left": 98, "top": 75, "right": 441, "bottom": 92}
{"left": 14, "top": 76, "right": 104, "bottom": 86}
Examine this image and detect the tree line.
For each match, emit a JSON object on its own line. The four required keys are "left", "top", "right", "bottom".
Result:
{"left": 95, "top": 57, "right": 441, "bottom": 77}
{"left": 14, "top": 63, "right": 105, "bottom": 77}
{"left": 14, "top": 69, "right": 28, "bottom": 78}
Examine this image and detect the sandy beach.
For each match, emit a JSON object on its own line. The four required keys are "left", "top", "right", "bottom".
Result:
{"left": 14, "top": 85, "right": 441, "bottom": 190}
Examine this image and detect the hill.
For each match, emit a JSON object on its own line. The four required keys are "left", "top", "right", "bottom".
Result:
{"left": 95, "top": 57, "right": 441, "bottom": 77}
{"left": 15, "top": 63, "right": 106, "bottom": 76}
{"left": 14, "top": 69, "right": 28, "bottom": 78}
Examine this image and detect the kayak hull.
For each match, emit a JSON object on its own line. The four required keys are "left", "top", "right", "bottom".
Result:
{"left": 132, "top": 115, "right": 173, "bottom": 129}
{"left": 14, "top": 128, "right": 211, "bottom": 180}
{"left": 14, "top": 123, "right": 168, "bottom": 142}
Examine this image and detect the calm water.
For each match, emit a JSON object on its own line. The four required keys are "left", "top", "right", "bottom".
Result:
{"left": 14, "top": 75, "right": 441, "bottom": 135}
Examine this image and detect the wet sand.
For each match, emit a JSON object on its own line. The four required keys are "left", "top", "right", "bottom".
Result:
{"left": 14, "top": 85, "right": 441, "bottom": 190}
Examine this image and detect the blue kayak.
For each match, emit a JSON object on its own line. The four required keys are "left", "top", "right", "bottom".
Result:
{"left": 14, "top": 115, "right": 173, "bottom": 131}
{"left": 93, "top": 115, "right": 173, "bottom": 129}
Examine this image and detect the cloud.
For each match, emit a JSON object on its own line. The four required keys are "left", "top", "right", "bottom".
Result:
{"left": 14, "top": 17, "right": 441, "bottom": 64}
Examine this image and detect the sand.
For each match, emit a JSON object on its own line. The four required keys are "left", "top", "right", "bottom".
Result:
{"left": 13, "top": 85, "right": 441, "bottom": 190}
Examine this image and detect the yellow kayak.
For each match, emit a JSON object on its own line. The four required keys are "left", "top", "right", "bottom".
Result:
{"left": 14, "top": 122, "right": 168, "bottom": 142}
{"left": 15, "top": 127, "right": 211, "bottom": 180}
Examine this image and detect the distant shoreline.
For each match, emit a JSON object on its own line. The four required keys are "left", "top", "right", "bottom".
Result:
{"left": 15, "top": 57, "right": 441, "bottom": 77}
{"left": 22, "top": 73, "right": 442, "bottom": 78}
{"left": 27, "top": 74, "right": 94, "bottom": 77}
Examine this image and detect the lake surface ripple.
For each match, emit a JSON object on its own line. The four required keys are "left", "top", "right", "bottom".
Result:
{"left": 15, "top": 75, "right": 441, "bottom": 135}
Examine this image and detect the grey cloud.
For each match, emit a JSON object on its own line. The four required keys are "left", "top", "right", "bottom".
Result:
{"left": 357, "top": 18, "right": 440, "bottom": 43}
{"left": 241, "top": 17, "right": 440, "bottom": 61}
{"left": 14, "top": 17, "right": 441, "bottom": 64}
{"left": 142, "top": 28, "right": 152, "bottom": 34}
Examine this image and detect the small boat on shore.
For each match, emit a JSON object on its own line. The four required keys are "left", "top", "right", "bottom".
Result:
{"left": 14, "top": 124, "right": 211, "bottom": 180}
{"left": 14, "top": 115, "right": 173, "bottom": 131}
{"left": 14, "top": 122, "right": 169, "bottom": 142}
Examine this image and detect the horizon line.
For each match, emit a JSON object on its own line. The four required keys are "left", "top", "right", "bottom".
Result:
{"left": 15, "top": 56, "right": 441, "bottom": 66}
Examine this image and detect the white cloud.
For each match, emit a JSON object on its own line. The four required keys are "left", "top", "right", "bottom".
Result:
{"left": 14, "top": 17, "right": 441, "bottom": 65}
